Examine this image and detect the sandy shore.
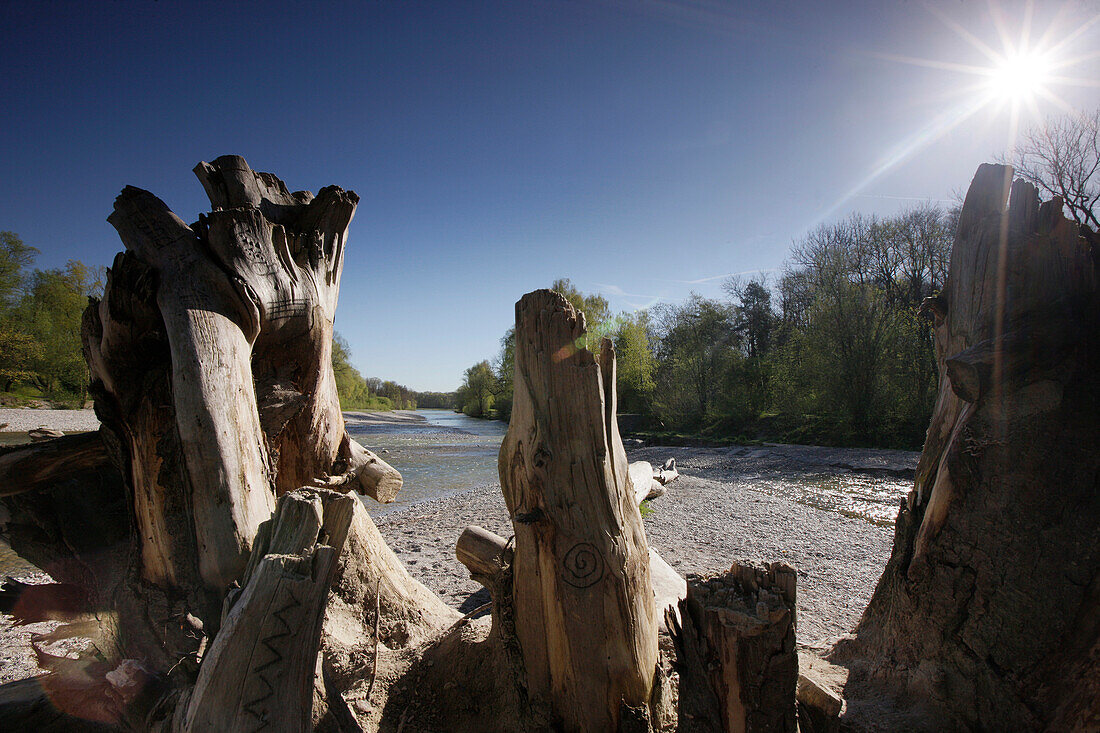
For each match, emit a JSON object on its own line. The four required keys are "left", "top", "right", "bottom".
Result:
{"left": 0, "top": 408, "right": 427, "bottom": 435}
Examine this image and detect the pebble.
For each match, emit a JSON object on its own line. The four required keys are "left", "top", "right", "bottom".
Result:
{"left": 0, "top": 408, "right": 100, "bottom": 433}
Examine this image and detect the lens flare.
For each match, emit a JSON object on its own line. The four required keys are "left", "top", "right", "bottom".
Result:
{"left": 987, "top": 51, "right": 1052, "bottom": 101}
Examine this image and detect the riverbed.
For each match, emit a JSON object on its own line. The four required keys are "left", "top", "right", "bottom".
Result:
{"left": 0, "top": 409, "right": 913, "bottom": 577}
{"left": 351, "top": 409, "right": 915, "bottom": 527}
{"left": 0, "top": 408, "right": 915, "bottom": 682}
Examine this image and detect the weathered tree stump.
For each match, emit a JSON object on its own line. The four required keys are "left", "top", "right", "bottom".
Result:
{"left": 498, "top": 289, "right": 658, "bottom": 731}
{"left": 0, "top": 165, "right": 678, "bottom": 733}
{"left": 669, "top": 562, "right": 798, "bottom": 733}
{"left": 835, "top": 164, "right": 1100, "bottom": 730}
{"left": 0, "top": 157, "right": 415, "bottom": 731}
{"left": 180, "top": 488, "right": 354, "bottom": 732}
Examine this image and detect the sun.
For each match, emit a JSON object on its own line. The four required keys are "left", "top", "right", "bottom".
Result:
{"left": 814, "top": 2, "right": 1098, "bottom": 224}
{"left": 987, "top": 50, "right": 1052, "bottom": 102}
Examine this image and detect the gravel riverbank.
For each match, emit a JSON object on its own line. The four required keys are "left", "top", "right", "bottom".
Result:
{"left": 0, "top": 416, "right": 912, "bottom": 683}
{"left": 0, "top": 408, "right": 100, "bottom": 433}
{"left": 375, "top": 443, "right": 906, "bottom": 649}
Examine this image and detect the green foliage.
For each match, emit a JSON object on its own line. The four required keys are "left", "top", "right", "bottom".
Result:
{"left": 491, "top": 329, "right": 515, "bottom": 422}
{"left": 0, "top": 325, "right": 42, "bottom": 391}
{"left": 550, "top": 278, "right": 611, "bottom": 350}
{"left": 0, "top": 231, "right": 38, "bottom": 307}
{"left": 652, "top": 294, "right": 738, "bottom": 426}
{"left": 457, "top": 360, "right": 496, "bottom": 418}
{"left": 331, "top": 333, "right": 417, "bottom": 411}
{"left": 614, "top": 312, "right": 656, "bottom": 414}
{"left": 415, "top": 391, "right": 456, "bottom": 409}
{"left": 459, "top": 210, "right": 951, "bottom": 449}
{"left": 9, "top": 259, "right": 98, "bottom": 398}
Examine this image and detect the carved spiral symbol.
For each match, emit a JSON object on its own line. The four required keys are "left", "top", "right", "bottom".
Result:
{"left": 562, "top": 542, "right": 604, "bottom": 588}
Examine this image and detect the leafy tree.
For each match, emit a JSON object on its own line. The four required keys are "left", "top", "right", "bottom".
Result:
{"left": 492, "top": 328, "right": 516, "bottom": 422}
{"left": 413, "top": 391, "right": 455, "bottom": 409}
{"left": 652, "top": 294, "right": 737, "bottom": 425}
{"left": 0, "top": 231, "right": 37, "bottom": 308}
{"left": 459, "top": 360, "right": 496, "bottom": 418}
{"left": 614, "top": 311, "right": 656, "bottom": 414}
{"left": 332, "top": 333, "right": 373, "bottom": 408}
{"left": 725, "top": 277, "right": 776, "bottom": 359}
{"left": 16, "top": 260, "right": 97, "bottom": 396}
{"left": 551, "top": 278, "right": 611, "bottom": 349}
{"left": 0, "top": 325, "right": 42, "bottom": 391}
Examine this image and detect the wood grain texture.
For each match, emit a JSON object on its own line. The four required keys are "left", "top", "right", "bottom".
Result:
{"left": 670, "top": 563, "right": 798, "bottom": 733}
{"left": 181, "top": 489, "right": 354, "bottom": 732}
{"left": 499, "top": 289, "right": 657, "bottom": 731}
{"left": 842, "top": 164, "right": 1100, "bottom": 730}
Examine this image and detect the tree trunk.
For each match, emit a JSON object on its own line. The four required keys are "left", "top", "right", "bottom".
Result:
{"left": 0, "top": 156, "right": 413, "bottom": 730}
{"left": 669, "top": 562, "right": 798, "bottom": 733}
{"left": 498, "top": 290, "right": 658, "bottom": 731}
{"left": 834, "top": 164, "right": 1100, "bottom": 730}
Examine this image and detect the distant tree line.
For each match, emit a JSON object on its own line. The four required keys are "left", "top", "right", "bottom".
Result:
{"left": 331, "top": 334, "right": 426, "bottom": 411}
{"left": 0, "top": 231, "right": 102, "bottom": 406}
{"left": 456, "top": 207, "right": 955, "bottom": 448}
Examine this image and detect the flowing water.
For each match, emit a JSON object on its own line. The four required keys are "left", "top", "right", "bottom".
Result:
{"left": 347, "top": 409, "right": 508, "bottom": 518}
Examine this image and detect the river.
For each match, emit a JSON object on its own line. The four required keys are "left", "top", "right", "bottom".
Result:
{"left": 346, "top": 409, "right": 507, "bottom": 517}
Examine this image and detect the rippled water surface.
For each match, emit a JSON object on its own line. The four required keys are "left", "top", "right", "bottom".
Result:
{"left": 349, "top": 409, "right": 507, "bottom": 517}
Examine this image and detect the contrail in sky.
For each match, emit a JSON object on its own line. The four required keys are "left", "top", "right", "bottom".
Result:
{"left": 670, "top": 268, "right": 780, "bottom": 285}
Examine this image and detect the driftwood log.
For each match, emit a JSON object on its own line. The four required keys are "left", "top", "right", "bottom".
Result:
{"left": 0, "top": 157, "right": 413, "bottom": 730}
{"left": 0, "top": 431, "right": 108, "bottom": 497}
{"left": 629, "top": 458, "right": 679, "bottom": 505}
{"left": 0, "top": 167, "right": 677, "bottom": 732}
{"left": 499, "top": 290, "right": 658, "bottom": 730}
{"left": 834, "top": 164, "right": 1100, "bottom": 730}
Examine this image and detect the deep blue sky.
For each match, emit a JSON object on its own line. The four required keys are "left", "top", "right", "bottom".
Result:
{"left": 3, "top": 1, "right": 1098, "bottom": 390}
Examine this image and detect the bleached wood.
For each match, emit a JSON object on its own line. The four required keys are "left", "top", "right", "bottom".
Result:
{"left": 629, "top": 460, "right": 657, "bottom": 505}
{"left": 181, "top": 489, "right": 354, "bottom": 733}
{"left": 456, "top": 525, "right": 510, "bottom": 581}
{"left": 499, "top": 290, "right": 657, "bottom": 731}
{"left": 107, "top": 185, "right": 275, "bottom": 591}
